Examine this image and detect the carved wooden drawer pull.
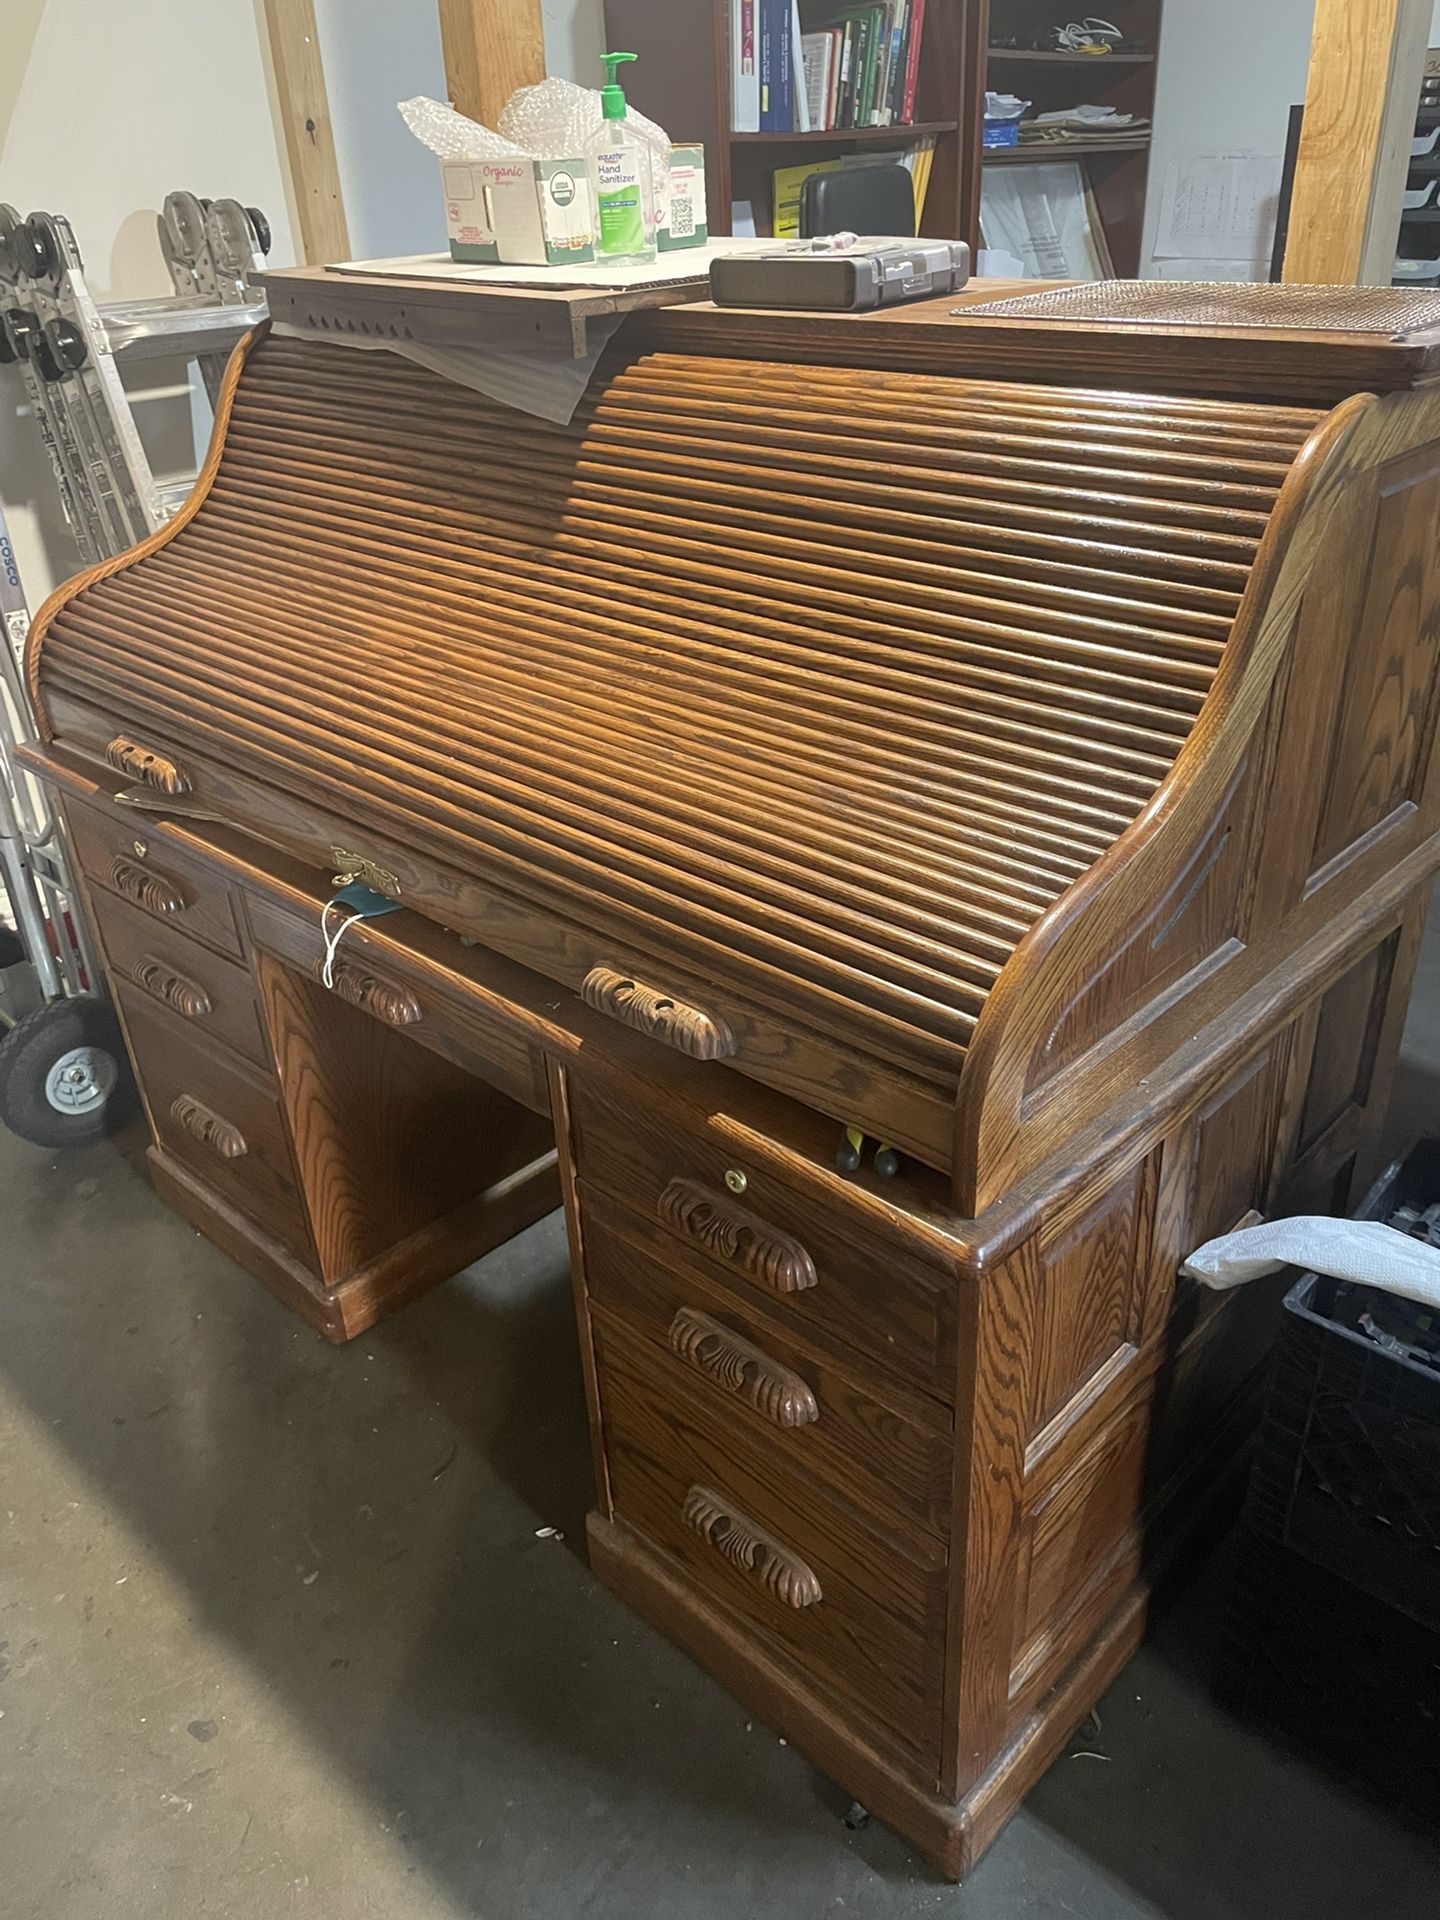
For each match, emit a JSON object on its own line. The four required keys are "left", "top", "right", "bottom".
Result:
{"left": 170, "top": 1094, "right": 247, "bottom": 1161}
{"left": 668, "top": 1308, "right": 819, "bottom": 1428}
{"left": 104, "top": 735, "right": 192, "bottom": 796}
{"left": 658, "top": 1177, "right": 818, "bottom": 1294}
{"left": 110, "top": 856, "right": 188, "bottom": 919}
{"left": 320, "top": 960, "right": 422, "bottom": 1028}
{"left": 681, "top": 1485, "right": 822, "bottom": 1609}
{"left": 580, "top": 966, "right": 735, "bottom": 1060}
{"left": 131, "top": 956, "right": 211, "bottom": 1021}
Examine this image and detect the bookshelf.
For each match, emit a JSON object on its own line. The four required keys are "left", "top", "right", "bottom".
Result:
{"left": 601, "top": 0, "right": 977, "bottom": 238}
{"left": 978, "top": 0, "right": 1163, "bottom": 274}
{"left": 599, "top": 0, "right": 1162, "bottom": 265}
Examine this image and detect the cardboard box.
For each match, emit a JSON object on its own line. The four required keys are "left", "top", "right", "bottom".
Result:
{"left": 441, "top": 160, "right": 498, "bottom": 263}
{"left": 490, "top": 156, "right": 594, "bottom": 265}
{"left": 441, "top": 156, "right": 595, "bottom": 266}
{"left": 660, "top": 143, "right": 708, "bottom": 251}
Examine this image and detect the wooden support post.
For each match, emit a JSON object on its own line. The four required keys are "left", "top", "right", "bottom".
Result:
{"left": 437, "top": 0, "right": 547, "bottom": 127}
{"left": 261, "top": 0, "right": 351, "bottom": 265}
{"left": 1284, "top": 0, "right": 1431, "bottom": 285}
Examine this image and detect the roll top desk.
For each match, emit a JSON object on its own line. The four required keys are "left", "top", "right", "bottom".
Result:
{"left": 21, "top": 277, "right": 1440, "bottom": 1876}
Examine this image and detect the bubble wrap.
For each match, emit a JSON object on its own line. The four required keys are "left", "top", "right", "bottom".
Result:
{"left": 398, "top": 95, "right": 525, "bottom": 162}
{"left": 499, "top": 76, "right": 670, "bottom": 198}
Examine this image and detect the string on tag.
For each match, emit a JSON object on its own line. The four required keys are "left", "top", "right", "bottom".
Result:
{"left": 320, "top": 900, "right": 364, "bottom": 989}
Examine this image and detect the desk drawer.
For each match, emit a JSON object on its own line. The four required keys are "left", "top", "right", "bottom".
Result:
{"left": 116, "top": 982, "right": 314, "bottom": 1264}
{"left": 583, "top": 1188, "right": 950, "bottom": 1542}
{"left": 569, "top": 1077, "right": 956, "bottom": 1403}
{"left": 66, "top": 801, "right": 245, "bottom": 963}
{"left": 595, "top": 1326, "right": 944, "bottom": 1778}
{"left": 91, "top": 887, "right": 270, "bottom": 1072}
{"left": 244, "top": 893, "right": 551, "bottom": 1118}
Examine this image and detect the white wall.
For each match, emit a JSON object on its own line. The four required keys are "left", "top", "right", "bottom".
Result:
{"left": 309, "top": 0, "right": 603, "bottom": 262}
{"left": 1141, "top": 0, "right": 1316, "bottom": 280}
{"left": 313, "top": 0, "right": 448, "bottom": 260}
{"left": 1, "top": 0, "right": 298, "bottom": 604}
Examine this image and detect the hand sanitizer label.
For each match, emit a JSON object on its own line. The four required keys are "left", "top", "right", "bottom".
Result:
{"left": 595, "top": 148, "right": 645, "bottom": 256}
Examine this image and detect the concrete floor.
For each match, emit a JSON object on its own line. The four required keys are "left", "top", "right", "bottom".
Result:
{"left": 4, "top": 922, "right": 1440, "bottom": 1917}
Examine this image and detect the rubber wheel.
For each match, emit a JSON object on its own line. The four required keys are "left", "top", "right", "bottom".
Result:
{"left": 0, "top": 998, "right": 134, "bottom": 1148}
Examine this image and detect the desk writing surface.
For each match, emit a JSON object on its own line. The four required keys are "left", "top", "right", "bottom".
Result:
{"left": 252, "top": 266, "right": 1053, "bottom": 361}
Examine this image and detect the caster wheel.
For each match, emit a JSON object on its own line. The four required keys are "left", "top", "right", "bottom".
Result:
{"left": 835, "top": 1139, "right": 863, "bottom": 1174}
{"left": 0, "top": 998, "right": 134, "bottom": 1148}
{"left": 246, "top": 206, "right": 273, "bottom": 256}
{"left": 874, "top": 1147, "right": 900, "bottom": 1180}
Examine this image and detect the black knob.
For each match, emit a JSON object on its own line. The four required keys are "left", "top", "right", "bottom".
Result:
{"left": 246, "top": 206, "right": 272, "bottom": 257}
{"left": 19, "top": 215, "right": 56, "bottom": 281}
{"left": 42, "top": 318, "right": 87, "bottom": 371}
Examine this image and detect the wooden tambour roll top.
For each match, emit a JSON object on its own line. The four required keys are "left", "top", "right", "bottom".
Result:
{"left": 28, "top": 289, "right": 1440, "bottom": 1211}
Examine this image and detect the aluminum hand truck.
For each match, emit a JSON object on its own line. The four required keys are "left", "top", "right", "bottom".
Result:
{"left": 0, "top": 192, "right": 270, "bottom": 1146}
{"left": 0, "top": 501, "right": 126, "bottom": 1145}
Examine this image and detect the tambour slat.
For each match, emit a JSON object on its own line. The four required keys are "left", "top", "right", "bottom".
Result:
{"left": 34, "top": 336, "right": 1323, "bottom": 1083}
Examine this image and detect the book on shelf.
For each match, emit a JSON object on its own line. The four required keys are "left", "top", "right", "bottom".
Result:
{"left": 759, "top": 0, "right": 794, "bottom": 131}
{"left": 731, "top": 0, "right": 760, "bottom": 131}
{"left": 770, "top": 133, "right": 937, "bottom": 235}
{"left": 773, "top": 0, "right": 926, "bottom": 132}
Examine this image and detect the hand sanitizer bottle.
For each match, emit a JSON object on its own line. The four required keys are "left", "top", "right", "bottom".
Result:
{"left": 588, "top": 52, "right": 656, "bottom": 265}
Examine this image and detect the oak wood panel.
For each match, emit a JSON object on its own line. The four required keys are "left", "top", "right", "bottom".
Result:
{"left": 594, "top": 1329, "right": 947, "bottom": 1779}
{"left": 89, "top": 885, "right": 271, "bottom": 1072}
{"left": 568, "top": 1074, "right": 958, "bottom": 1402}
{"left": 115, "top": 981, "right": 315, "bottom": 1264}
{"left": 1309, "top": 448, "right": 1440, "bottom": 874}
{"left": 65, "top": 795, "right": 245, "bottom": 963}
{"left": 256, "top": 952, "right": 556, "bottom": 1289}
{"left": 582, "top": 1187, "right": 951, "bottom": 1542}
{"left": 1024, "top": 1168, "right": 1145, "bottom": 1435}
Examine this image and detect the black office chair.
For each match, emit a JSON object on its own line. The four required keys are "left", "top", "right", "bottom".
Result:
{"left": 798, "top": 163, "right": 917, "bottom": 240}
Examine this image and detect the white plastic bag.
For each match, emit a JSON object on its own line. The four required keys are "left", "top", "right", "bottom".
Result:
{"left": 1181, "top": 1215, "right": 1440, "bottom": 1313}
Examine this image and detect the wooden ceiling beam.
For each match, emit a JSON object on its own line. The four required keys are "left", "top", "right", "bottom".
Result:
{"left": 437, "top": 0, "right": 547, "bottom": 128}
{"left": 1284, "top": 0, "right": 1432, "bottom": 285}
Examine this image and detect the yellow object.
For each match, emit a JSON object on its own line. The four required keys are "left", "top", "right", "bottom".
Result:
{"left": 771, "top": 135, "right": 937, "bottom": 238}
{"left": 773, "top": 158, "right": 843, "bottom": 238}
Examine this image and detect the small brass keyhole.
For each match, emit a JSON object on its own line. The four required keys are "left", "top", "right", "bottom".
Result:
{"left": 724, "top": 1168, "right": 748, "bottom": 1195}
{"left": 132, "top": 840, "right": 148, "bottom": 859}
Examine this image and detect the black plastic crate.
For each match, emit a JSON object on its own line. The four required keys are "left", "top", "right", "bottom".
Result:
{"left": 1216, "top": 1521, "right": 1440, "bottom": 1815}
{"left": 1241, "top": 1139, "right": 1440, "bottom": 1633}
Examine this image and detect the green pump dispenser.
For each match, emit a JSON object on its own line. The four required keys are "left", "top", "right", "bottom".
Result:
{"left": 599, "top": 50, "right": 637, "bottom": 120}
{"left": 588, "top": 50, "right": 656, "bottom": 263}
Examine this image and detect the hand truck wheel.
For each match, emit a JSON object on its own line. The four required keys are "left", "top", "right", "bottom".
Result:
{"left": 0, "top": 997, "right": 134, "bottom": 1148}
